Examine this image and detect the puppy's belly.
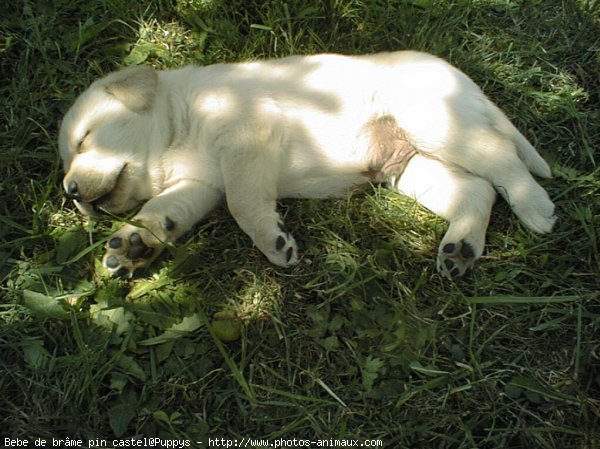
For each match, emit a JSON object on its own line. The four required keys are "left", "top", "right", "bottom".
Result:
{"left": 278, "top": 173, "right": 369, "bottom": 199}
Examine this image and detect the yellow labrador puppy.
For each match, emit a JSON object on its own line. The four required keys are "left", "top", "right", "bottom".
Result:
{"left": 59, "top": 51, "right": 556, "bottom": 278}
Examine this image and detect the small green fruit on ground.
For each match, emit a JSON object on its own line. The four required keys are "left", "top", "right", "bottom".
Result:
{"left": 211, "top": 311, "right": 243, "bottom": 342}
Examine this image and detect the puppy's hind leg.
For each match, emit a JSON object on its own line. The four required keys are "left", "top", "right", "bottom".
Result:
{"left": 444, "top": 109, "right": 556, "bottom": 234}
{"left": 393, "top": 155, "right": 497, "bottom": 278}
{"left": 487, "top": 153, "right": 556, "bottom": 234}
{"left": 220, "top": 142, "right": 299, "bottom": 267}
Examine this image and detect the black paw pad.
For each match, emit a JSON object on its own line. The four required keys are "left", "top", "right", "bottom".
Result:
{"left": 460, "top": 242, "right": 475, "bottom": 259}
{"left": 444, "top": 259, "right": 460, "bottom": 277}
{"left": 108, "top": 237, "right": 123, "bottom": 249}
{"left": 127, "top": 233, "right": 154, "bottom": 259}
{"left": 114, "top": 267, "right": 130, "bottom": 278}
{"left": 105, "top": 255, "right": 120, "bottom": 269}
{"left": 443, "top": 243, "right": 456, "bottom": 254}
{"left": 129, "top": 233, "right": 142, "bottom": 246}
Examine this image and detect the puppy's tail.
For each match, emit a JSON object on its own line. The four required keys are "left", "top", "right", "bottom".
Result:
{"left": 488, "top": 101, "right": 552, "bottom": 179}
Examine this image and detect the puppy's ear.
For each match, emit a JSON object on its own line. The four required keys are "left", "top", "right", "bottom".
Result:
{"left": 102, "top": 65, "right": 158, "bottom": 112}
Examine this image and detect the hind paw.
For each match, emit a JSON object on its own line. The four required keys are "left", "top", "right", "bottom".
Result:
{"left": 437, "top": 239, "right": 480, "bottom": 279}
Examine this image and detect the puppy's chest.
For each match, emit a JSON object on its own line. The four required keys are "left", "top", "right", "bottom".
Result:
{"left": 156, "top": 147, "right": 223, "bottom": 190}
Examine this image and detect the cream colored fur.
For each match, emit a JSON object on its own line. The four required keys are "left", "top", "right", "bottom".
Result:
{"left": 59, "top": 51, "right": 556, "bottom": 278}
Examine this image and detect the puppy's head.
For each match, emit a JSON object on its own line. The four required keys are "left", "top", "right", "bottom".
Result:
{"left": 59, "top": 65, "right": 158, "bottom": 215}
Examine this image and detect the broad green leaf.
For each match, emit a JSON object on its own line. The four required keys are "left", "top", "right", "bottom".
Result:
{"left": 56, "top": 229, "right": 86, "bottom": 264}
{"left": 319, "top": 336, "right": 340, "bottom": 352}
{"left": 110, "top": 372, "right": 128, "bottom": 394}
{"left": 23, "top": 290, "right": 70, "bottom": 319}
{"left": 328, "top": 314, "right": 346, "bottom": 332}
{"left": 123, "top": 45, "right": 149, "bottom": 65}
{"left": 127, "top": 276, "right": 176, "bottom": 300}
{"left": 137, "top": 314, "right": 203, "bottom": 346}
{"left": 117, "top": 355, "right": 147, "bottom": 382}
{"left": 90, "top": 305, "right": 133, "bottom": 336}
{"left": 155, "top": 340, "right": 175, "bottom": 362}
{"left": 362, "top": 356, "right": 385, "bottom": 391}
{"left": 152, "top": 410, "right": 170, "bottom": 425}
{"left": 108, "top": 403, "right": 136, "bottom": 437}
{"left": 21, "top": 338, "right": 49, "bottom": 369}
{"left": 123, "top": 43, "right": 168, "bottom": 66}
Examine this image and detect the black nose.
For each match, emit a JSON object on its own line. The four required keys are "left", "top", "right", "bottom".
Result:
{"left": 66, "top": 181, "right": 82, "bottom": 201}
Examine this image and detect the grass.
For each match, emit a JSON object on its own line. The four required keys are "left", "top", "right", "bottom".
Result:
{"left": 1, "top": 0, "right": 599, "bottom": 447}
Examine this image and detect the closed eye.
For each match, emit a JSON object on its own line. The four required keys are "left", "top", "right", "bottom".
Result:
{"left": 76, "top": 130, "right": 90, "bottom": 153}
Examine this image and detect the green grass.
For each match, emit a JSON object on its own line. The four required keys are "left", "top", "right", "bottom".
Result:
{"left": 1, "top": 0, "right": 599, "bottom": 447}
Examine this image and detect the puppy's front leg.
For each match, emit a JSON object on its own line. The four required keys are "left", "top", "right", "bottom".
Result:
{"left": 220, "top": 148, "right": 299, "bottom": 267}
{"left": 102, "top": 180, "right": 222, "bottom": 277}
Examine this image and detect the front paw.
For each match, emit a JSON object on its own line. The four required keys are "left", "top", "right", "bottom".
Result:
{"left": 102, "top": 217, "right": 175, "bottom": 277}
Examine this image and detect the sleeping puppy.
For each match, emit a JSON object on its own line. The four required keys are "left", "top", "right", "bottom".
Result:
{"left": 58, "top": 51, "right": 556, "bottom": 279}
